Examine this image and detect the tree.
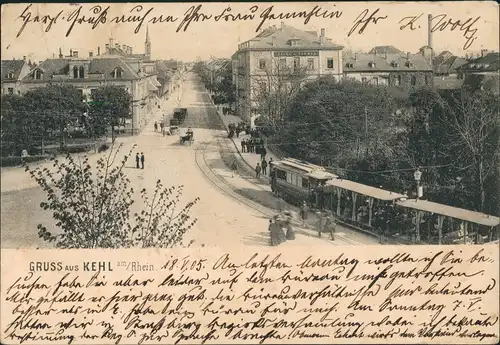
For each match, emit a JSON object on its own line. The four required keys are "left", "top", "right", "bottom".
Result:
{"left": 250, "top": 54, "right": 309, "bottom": 129}
{"left": 440, "top": 87, "right": 500, "bottom": 213}
{"left": 24, "top": 144, "right": 200, "bottom": 248}
{"left": 88, "top": 86, "right": 132, "bottom": 140}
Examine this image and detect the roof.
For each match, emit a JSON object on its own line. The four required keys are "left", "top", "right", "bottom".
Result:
{"left": 433, "top": 55, "right": 468, "bottom": 74}
{"left": 343, "top": 52, "right": 432, "bottom": 72}
{"left": 306, "top": 171, "right": 338, "bottom": 180}
{"left": 22, "top": 57, "right": 140, "bottom": 81}
{"left": 1, "top": 59, "right": 27, "bottom": 81}
{"left": 326, "top": 179, "right": 406, "bottom": 201}
{"left": 239, "top": 24, "right": 343, "bottom": 51}
{"left": 457, "top": 52, "right": 500, "bottom": 72}
{"left": 369, "top": 46, "right": 403, "bottom": 55}
{"left": 433, "top": 76, "right": 465, "bottom": 90}
{"left": 396, "top": 199, "right": 500, "bottom": 227}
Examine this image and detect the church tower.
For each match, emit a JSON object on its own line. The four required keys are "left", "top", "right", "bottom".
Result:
{"left": 145, "top": 26, "right": 151, "bottom": 59}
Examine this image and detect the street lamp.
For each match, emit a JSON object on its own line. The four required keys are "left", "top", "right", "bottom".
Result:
{"left": 414, "top": 167, "right": 422, "bottom": 200}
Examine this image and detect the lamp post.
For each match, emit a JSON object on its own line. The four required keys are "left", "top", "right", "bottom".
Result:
{"left": 414, "top": 167, "right": 422, "bottom": 201}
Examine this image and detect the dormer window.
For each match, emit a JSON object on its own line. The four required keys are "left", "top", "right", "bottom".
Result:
{"left": 34, "top": 69, "right": 42, "bottom": 80}
{"left": 345, "top": 63, "right": 354, "bottom": 68}
{"left": 7, "top": 72, "right": 14, "bottom": 79}
{"left": 391, "top": 61, "right": 399, "bottom": 67}
{"left": 368, "top": 61, "right": 376, "bottom": 68}
{"left": 289, "top": 39, "right": 301, "bottom": 47}
{"left": 113, "top": 67, "right": 123, "bottom": 78}
{"left": 405, "top": 61, "right": 413, "bottom": 68}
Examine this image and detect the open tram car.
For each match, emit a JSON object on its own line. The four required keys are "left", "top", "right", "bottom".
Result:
{"left": 269, "top": 158, "right": 338, "bottom": 206}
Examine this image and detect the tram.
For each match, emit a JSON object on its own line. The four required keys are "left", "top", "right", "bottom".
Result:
{"left": 269, "top": 158, "right": 337, "bottom": 206}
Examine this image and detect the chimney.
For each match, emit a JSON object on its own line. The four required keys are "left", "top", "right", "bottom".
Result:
{"left": 70, "top": 49, "right": 73, "bottom": 57}
{"left": 23, "top": 56, "right": 26, "bottom": 61}
{"left": 320, "top": 28, "right": 326, "bottom": 45}
{"left": 481, "top": 49, "right": 488, "bottom": 57}
{"left": 129, "top": 46, "right": 133, "bottom": 54}
{"left": 407, "top": 52, "right": 410, "bottom": 60}
{"left": 280, "top": 21, "right": 284, "bottom": 30}
{"left": 59, "top": 47, "right": 63, "bottom": 58}
{"left": 89, "top": 51, "right": 94, "bottom": 57}
{"left": 97, "top": 46, "right": 100, "bottom": 55}
{"left": 354, "top": 53, "right": 358, "bottom": 61}
{"left": 105, "top": 44, "right": 110, "bottom": 53}
{"left": 115, "top": 43, "right": 119, "bottom": 49}
{"left": 427, "top": 14, "right": 433, "bottom": 50}
{"left": 73, "top": 50, "right": 79, "bottom": 58}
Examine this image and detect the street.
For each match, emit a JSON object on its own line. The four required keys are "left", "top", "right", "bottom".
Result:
{"left": 1, "top": 72, "right": 376, "bottom": 248}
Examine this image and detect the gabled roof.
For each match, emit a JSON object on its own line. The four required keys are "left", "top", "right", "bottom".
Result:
{"left": 457, "top": 52, "right": 499, "bottom": 72}
{"left": 369, "top": 46, "right": 403, "bottom": 55}
{"left": 1, "top": 60, "right": 27, "bottom": 81}
{"left": 343, "top": 52, "right": 432, "bottom": 72}
{"left": 240, "top": 24, "right": 343, "bottom": 50}
{"left": 22, "top": 57, "right": 140, "bottom": 81}
{"left": 433, "top": 55, "right": 468, "bottom": 74}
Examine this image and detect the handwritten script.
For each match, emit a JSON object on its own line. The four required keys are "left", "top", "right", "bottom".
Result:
{"left": 1, "top": 246, "right": 498, "bottom": 344}
{"left": 13, "top": 3, "right": 483, "bottom": 50}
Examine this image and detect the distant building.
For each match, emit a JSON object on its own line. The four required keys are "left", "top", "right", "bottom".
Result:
{"left": 431, "top": 51, "right": 468, "bottom": 90}
{"left": 1, "top": 57, "right": 32, "bottom": 95}
{"left": 232, "top": 23, "right": 344, "bottom": 122}
{"left": 343, "top": 51, "right": 433, "bottom": 88}
{"left": 368, "top": 46, "right": 403, "bottom": 55}
{"left": 456, "top": 52, "right": 499, "bottom": 94}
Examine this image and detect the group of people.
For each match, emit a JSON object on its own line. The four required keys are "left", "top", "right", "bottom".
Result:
{"left": 154, "top": 121, "right": 164, "bottom": 133}
{"left": 221, "top": 107, "right": 233, "bottom": 115}
{"left": 255, "top": 157, "right": 271, "bottom": 178}
{"left": 135, "top": 152, "right": 145, "bottom": 169}
{"left": 269, "top": 212, "right": 296, "bottom": 246}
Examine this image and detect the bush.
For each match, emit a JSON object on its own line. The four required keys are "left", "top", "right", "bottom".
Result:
{"left": 1, "top": 155, "right": 50, "bottom": 167}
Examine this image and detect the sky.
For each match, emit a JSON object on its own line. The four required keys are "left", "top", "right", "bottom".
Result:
{"left": 1, "top": 2, "right": 498, "bottom": 62}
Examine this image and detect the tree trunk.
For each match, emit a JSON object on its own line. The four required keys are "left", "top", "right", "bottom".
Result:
{"left": 478, "top": 159, "right": 486, "bottom": 212}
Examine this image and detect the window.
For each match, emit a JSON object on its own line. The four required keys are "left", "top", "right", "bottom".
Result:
{"left": 411, "top": 76, "right": 417, "bottom": 86}
{"left": 113, "top": 68, "right": 123, "bottom": 78}
{"left": 405, "top": 61, "right": 413, "bottom": 68}
{"left": 277, "top": 169, "right": 286, "bottom": 180}
{"left": 425, "top": 75, "right": 429, "bottom": 85}
{"left": 279, "top": 58, "right": 286, "bottom": 69}
{"left": 327, "top": 58, "right": 334, "bottom": 69}
{"left": 361, "top": 77, "right": 367, "bottom": 83}
{"left": 8, "top": 88, "right": 13, "bottom": 95}
{"left": 34, "top": 69, "right": 42, "bottom": 80}
{"left": 307, "top": 58, "right": 314, "bottom": 70}
{"left": 345, "top": 63, "right": 354, "bottom": 68}
{"left": 293, "top": 57, "right": 301, "bottom": 69}
{"left": 395, "top": 75, "right": 401, "bottom": 86}
{"left": 301, "top": 177, "right": 309, "bottom": 189}
{"left": 372, "top": 77, "right": 379, "bottom": 86}
{"left": 391, "top": 61, "right": 399, "bottom": 67}
{"left": 73, "top": 66, "right": 79, "bottom": 79}
{"left": 259, "top": 59, "right": 266, "bottom": 70}
{"left": 7, "top": 72, "right": 14, "bottom": 79}
{"left": 79, "top": 66, "right": 84, "bottom": 78}
{"left": 90, "top": 88, "right": 97, "bottom": 99}
{"left": 368, "top": 61, "right": 376, "bottom": 68}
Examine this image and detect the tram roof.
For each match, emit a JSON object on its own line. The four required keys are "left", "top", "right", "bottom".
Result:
{"left": 307, "top": 171, "right": 338, "bottom": 180}
{"left": 325, "top": 179, "right": 406, "bottom": 201}
{"left": 275, "top": 158, "right": 326, "bottom": 173}
{"left": 396, "top": 199, "right": 500, "bottom": 227}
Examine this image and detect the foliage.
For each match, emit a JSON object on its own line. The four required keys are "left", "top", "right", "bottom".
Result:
{"left": 24, "top": 144, "right": 200, "bottom": 248}
{"left": 87, "top": 86, "right": 132, "bottom": 138}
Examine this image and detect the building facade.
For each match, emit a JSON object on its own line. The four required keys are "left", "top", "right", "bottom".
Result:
{"left": 232, "top": 23, "right": 344, "bottom": 122}
{"left": 1, "top": 58, "right": 32, "bottom": 95}
{"left": 343, "top": 52, "right": 433, "bottom": 88}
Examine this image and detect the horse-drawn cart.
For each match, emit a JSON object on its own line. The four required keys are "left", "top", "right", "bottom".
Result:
{"left": 180, "top": 128, "right": 194, "bottom": 145}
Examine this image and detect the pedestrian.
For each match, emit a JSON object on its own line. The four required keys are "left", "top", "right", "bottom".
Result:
{"left": 154, "top": 122, "right": 158, "bottom": 132}
{"left": 255, "top": 163, "right": 261, "bottom": 178}
{"left": 160, "top": 122, "right": 164, "bottom": 135}
{"left": 283, "top": 214, "right": 296, "bottom": 240}
{"left": 241, "top": 139, "right": 246, "bottom": 153}
{"left": 324, "top": 215, "right": 337, "bottom": 241}
{"left": 261, "top": 159, "right": 268, "bottom": 175}
{"left": 316, "top": 211, "right": 325, "bottom": 238}
{"left": 300, "top": 201, "right": 309, "bottom": 227}
{"left": 135, "top": 153, "right": 140, "bottom": 169}
{"left": 230, "top": 160, "right": 237, "bottom": 177}
{"left": 260, "top": 147, "right": 267, "bottom": 160}
{"left": 140, "top": 152, "right": 145, "bottom": 169}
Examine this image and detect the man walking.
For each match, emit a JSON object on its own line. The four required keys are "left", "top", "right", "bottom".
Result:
{"left": 255, "top": 163, "right": 261, "bottom": 179}
{"left": 160, "top": 122, "right": 164, "bottom": 135}
{"left": 140, "top": 152, "right": 145, "bottom": 169}
{"left": 324, "top": 214, "right": 337, "bottom": 241}
{"left": 261, "top": 159, "right": 268, "bottom": 175}
{"left": 154, "top": 122, "right": 158, "bottom": 132}
{"left": 260, "top": 147, "right": 267, "bottom": 161}
{"left": 136, "top": 153, "right": 140, "bottom": 169}
{"left": 241, "top": 139, "right": 246, "bottom": 153}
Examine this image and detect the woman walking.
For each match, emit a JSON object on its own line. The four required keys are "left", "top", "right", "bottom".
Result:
{"left": 230, "top": 160, "right": 238, "bottom": 177}
{"left": 269, "top": 218, "right": 285, "bottom": 246}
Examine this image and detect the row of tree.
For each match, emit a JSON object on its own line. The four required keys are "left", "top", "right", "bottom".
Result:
{"left": 1, "top": 84, "right": 131, "bottom": 156}
{"left": 194, "top": 61, "right": 236, "bottom": 106}
{"left": 270, "top": 77, "right": 499, "bottom": 216}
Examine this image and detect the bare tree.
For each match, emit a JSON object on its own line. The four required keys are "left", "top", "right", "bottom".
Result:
{"left": 249, "top": 53, "right": 309, "bottom": 129}
{"left": 441, "top": 87, "right": 500, "bottom": 212}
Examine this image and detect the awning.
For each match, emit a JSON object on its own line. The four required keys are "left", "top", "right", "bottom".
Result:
{"left": 326, "top": 179, "right": 406, "bottom": 201}
{"left": 147, "top": 80, "right": 158, "bottom": 92}
{"left": 396, "top": 199, "right": 500, "bottom": 227}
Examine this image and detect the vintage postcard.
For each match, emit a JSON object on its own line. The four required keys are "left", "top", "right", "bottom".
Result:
{"left": 1, "top": 1, "right": 499, "bottom": 344}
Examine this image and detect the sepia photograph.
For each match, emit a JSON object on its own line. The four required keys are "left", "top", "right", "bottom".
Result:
{"left": 0, "top": 1, "right": 499, "bottom": 344}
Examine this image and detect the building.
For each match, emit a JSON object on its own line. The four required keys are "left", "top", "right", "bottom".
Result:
{"left": 456, "top": 52, "right": 499, "bottom": 93}
{"left": 1, "top": 58, "right": 32, "bottom": 95}
{"left": 343, "top": 51, "right": 433, "bottom": 88}
{"left": 20, "top": 29, "right": 161, "bottom": 133}
{"left": 432, "top": 51, "right": 468, "bottom": 90}
{"left": 232, "top": 23, "right": 344, "bottom": 122}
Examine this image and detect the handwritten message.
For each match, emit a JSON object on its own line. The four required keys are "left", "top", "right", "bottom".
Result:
{"left": 1, "top": 246, "right": 498, "bottom": 344}
{"left": 13, "top": 3, "right": 482, "bottom": 50}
